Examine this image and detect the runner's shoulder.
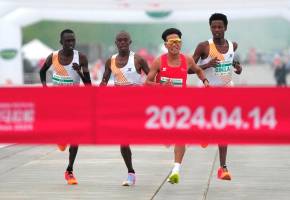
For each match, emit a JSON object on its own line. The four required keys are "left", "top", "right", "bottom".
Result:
{"left": 198, "top": 41, "right": 209, "bottom": 48}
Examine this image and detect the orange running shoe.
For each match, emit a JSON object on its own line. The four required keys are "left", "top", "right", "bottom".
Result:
{"left": 57, "top": 144, "right": 67, "bottom": 151}
{"left": 65, "top": 171, "right": 78, "bottom": 185}
{"left": 217, "top": 167, "right": 232, "bottom": 180}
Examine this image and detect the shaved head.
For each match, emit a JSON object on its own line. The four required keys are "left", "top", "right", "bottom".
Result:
{"left": 116, "top": 31, "right": 131, "bottom": 41}
{"left": 115, "top": 31, "right": 132, "bottom": 54}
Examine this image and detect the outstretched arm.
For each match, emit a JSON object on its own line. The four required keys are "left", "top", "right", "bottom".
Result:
{"left": 137, "top": 55, "right": 150, "bottom": 75}
{"left": 99, "top": 58, "right": 112, "bottom": 86}
{"left": 188, "top": 42, "right": 219, "bottom": 74}
{"left": 145, "top": 57, "right": 160, "bottom": 86}
{"left": 72, "top": 53, "right": 91, "bottom": 85}
{"left": 187, "top": 56, "right": 209, "bottom": 87}
{"left": 39, "top": 53, "right": 53, "bottom": 87}
{"left": 233, "top": 42, "right": 242, "bottom": 75}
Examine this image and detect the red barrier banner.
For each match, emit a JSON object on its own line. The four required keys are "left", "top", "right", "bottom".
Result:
{"left": 0, "top": 87, "right": 289, "bottom": 144}
{"left": 0, "top": 87, "right": 94, "bottom": 144}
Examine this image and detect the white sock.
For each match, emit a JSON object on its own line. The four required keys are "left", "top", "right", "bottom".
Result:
{"left": 172, "top": 162, "right": 181, "bottom": 173}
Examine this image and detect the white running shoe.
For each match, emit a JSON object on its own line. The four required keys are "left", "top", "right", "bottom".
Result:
{"left": 122, "top": 173, "right": 136, "bottom": 186}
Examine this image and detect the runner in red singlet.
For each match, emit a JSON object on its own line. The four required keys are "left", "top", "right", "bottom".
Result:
{"left": 146, "top": 28, "right": 209, "bottom": 184}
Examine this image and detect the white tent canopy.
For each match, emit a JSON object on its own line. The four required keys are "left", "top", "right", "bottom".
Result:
{"left": 22, "top": 39, "right": 53, "bottom": 61}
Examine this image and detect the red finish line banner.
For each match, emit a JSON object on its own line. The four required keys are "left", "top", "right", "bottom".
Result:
{"left": 0, "top": 86, "right": 289, "bottom": 144}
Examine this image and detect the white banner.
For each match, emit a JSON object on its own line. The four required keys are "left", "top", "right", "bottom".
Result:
{"left": 0, "top": 21, "right": 23, "bottom": 85}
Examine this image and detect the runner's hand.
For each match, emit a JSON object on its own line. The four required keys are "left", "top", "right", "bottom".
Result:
{"left": 233, "top": 61, "right": 242, "bottom": 74}
{"left": 203, "top": 80, "right": 210, "bottom": 87}
{"left": 72, "top": 63, "right": 81, "bottom": 72}
{"left": 162, "top": 79, "right": 173, "bottom": 86}
{"left": 206, "top": 57, "right": 220, "bottom": 68}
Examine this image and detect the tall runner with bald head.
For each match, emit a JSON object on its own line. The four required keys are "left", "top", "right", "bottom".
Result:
{"left": 146, "top": 28, "right": 209, "bottom": 184}
{"left": 40, "top": 29, "right": 92, "bottom": 185}
{"left": 100, "top": 31, "right": 150, "bottom": 186}
{"left": 192, "top": 13, "right": 243, "bottom": 181}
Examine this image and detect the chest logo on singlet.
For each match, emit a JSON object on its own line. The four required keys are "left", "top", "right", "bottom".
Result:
{"left": 215, "top": 62, "right": 232, "bottom": 73}
{"left": 162, "top": 68, "right": 166, "bottom": 72}
{"left": 127, "top": 68, "right": 132, "bottom": 72}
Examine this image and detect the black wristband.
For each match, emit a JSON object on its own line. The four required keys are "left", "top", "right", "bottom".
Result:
{"left": 202, "top": 78, "right": 209, "bottom": 84}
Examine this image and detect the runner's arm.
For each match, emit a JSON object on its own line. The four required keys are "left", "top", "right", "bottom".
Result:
{"left": 39, "top": 54, "right": 53, "bottom": 87}
{"left": 187, "top": 56, "right": 209, "bottom": 87}
{"left": 76, "top": 53, "right": 92, "bottom": 85}
{"left": 232, "top": 42, "right": 242, "bottom": 75}
{"left": 189, "top": 42, "right": 219, "bottom": 74}
{"left": 145, "top": 57, "right": 160, "bottom": 86}
{"left": 137, "top": 55, "right": 150, "bottom": 75}
{"left": 99, "top": 58, "right": 112, "bottom": 86}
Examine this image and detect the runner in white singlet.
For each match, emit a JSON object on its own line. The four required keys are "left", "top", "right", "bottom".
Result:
{"left": 191, "top": 13, "right": 243, "bottom": 181}
{"left": 40, "top": 29, "right": 91, "bottom": 185}
{"left": 100, "top": 31, "right": 150, "bottom": 186}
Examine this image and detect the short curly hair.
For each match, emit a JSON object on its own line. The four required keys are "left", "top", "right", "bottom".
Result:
{"left": 209, "top": 13, "right": 228, "bottom": 27}
{"left": 161, "top": 28, "right": 182, "bottom": 41}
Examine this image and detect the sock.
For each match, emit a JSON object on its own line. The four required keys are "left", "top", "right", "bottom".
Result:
{"left": 172, "top": 163, "right": 181, "bottom": 173}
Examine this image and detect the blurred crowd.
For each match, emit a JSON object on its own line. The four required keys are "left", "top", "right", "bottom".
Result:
{"left": 271, "top": 49, "right": 290, "bottom": 86}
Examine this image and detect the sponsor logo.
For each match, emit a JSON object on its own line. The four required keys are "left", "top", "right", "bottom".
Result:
{"left": 146, "top": 11, "right": 172, "bottom": 19}
{"left": 0, "top": 102, "right": 35, "bottom": 131}
{"left": 0, "top": 49, "right": 18, "bottom": 60}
